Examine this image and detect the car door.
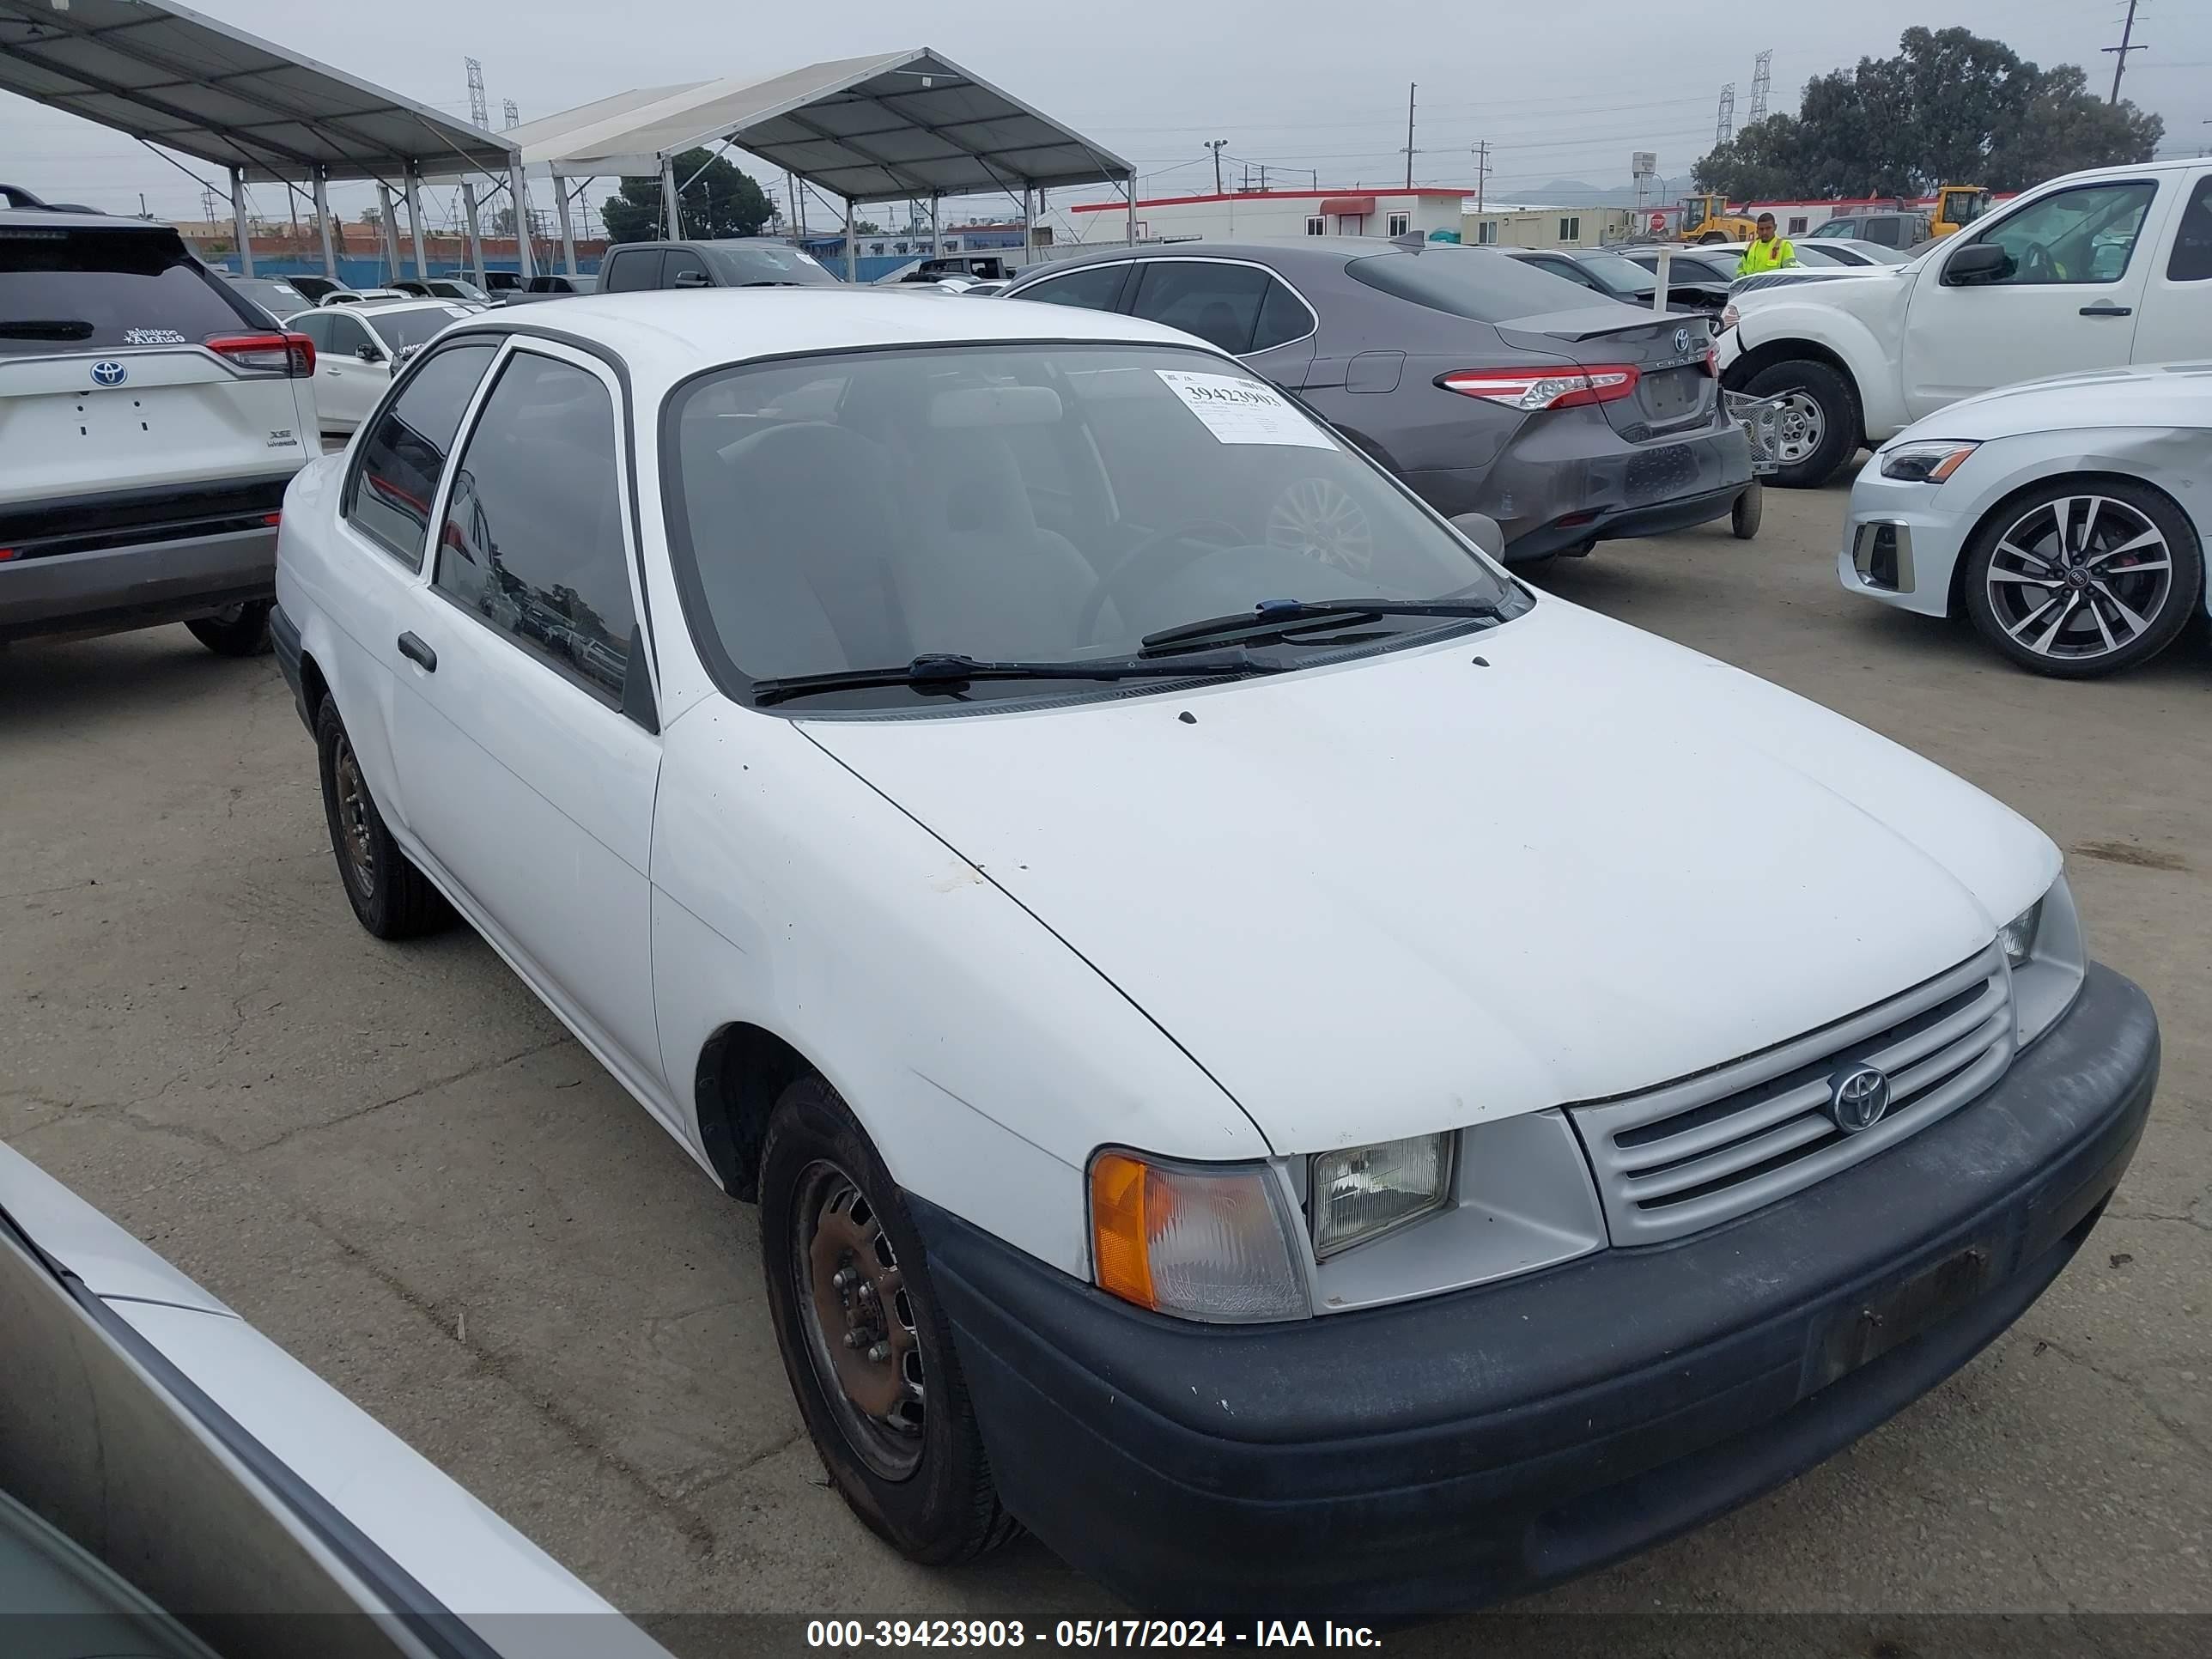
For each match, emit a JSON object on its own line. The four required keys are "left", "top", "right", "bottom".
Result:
{"left": 2132, "top": 171, "right": 2212, "bottom": 366}
{"left": 317, "top": 311, "right": 385, "bottom": 431}
{"left": 1900, "top": 177, "right": 2166, "bottom": 420}
{"left": 1123, "top": 258, "right": 1319, "bottom": 387}
{"left": 384, "top": 338, "right": 668, "bottom": 1107}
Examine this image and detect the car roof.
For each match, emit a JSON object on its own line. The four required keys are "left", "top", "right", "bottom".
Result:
{"left": 349, "top": 298, "right": 471, "bottom": 319}
{"left": 459, "top": 289, "right": 1229, "bottom": 390}
{"left": 0, "top": 206, "right": 160, "bottom": 233}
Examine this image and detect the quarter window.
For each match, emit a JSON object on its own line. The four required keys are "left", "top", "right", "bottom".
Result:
{"left": 1014, "top": 262, "right": 1127, "bottom": 312}
{"left": 432, "top": 352, "right": 635, "bottom": 705}
{"left": 1251, "top": 278, "right": 1316, "bottom": 351}
{"left": 1955, "top": 181, "right": 2156, "bottom": 286}
{"left": 1127, "top": 260, "right": 1271, "bottom": 355}
{"left": 342, "top": 341, "right": 496, "bottom": 568}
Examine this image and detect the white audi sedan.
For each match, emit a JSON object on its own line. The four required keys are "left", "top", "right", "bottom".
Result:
{"left": 271, "top": 293, "right": 2158, "bottom": 1620}
{"left": 1842, "top": 362, "right": 2209, "bottom": 678}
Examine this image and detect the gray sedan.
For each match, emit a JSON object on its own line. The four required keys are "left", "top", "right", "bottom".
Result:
{"left": 1000, "top": 240, "right": 1751, "bottom": 561}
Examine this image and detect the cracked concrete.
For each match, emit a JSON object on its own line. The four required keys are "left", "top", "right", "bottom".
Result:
{"left": 2, "top": 477, "right": 2206, "bottom": 1639}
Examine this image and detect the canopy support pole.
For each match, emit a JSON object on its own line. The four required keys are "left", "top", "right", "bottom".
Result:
{"left": 556, "top": 178, "right": 579, "bottom": 276}
{"left": 228, "top": 166, "right": 254, "bottom": 276}
{"left": 375, "top": 183, "right": 400, "bottom": 283}
{"left": 404, "top": 168, "right": 428, "bottom": 280}
{"left": 661, "top": 154, "right": 681, "bottom": 240}
{"left": 930, "top": 191, "right": 941, "bottom": 258}
{"left": 1125, "top": 173, "right": 1137, "bottom": 246}
{"left": 843, "top": 198, "right": 857, "bottom": 282}
{"left": 508, "top": 160, "right": 537, "bottom": 280}
{"left": 462, "top": 181, "right": 487, "bottom": 287}
{"left": 313, "top": 167, "right": 337, "bottom": 280}
{"left": 1022, "top": 186, "right": 1034, "bottom": 264}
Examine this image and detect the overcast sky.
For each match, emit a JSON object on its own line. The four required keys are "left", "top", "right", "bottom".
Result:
{"left": 4, "top": 0, "right": 2205, "bottom": 228}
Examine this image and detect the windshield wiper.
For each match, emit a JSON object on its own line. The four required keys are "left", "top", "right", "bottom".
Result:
{"left": 1140, "top": 597, "right": 1510, "bottom": 654}
{"left": 751, "top": 648, "right": 1284, "bottom": 707}
{"left": 0, "top": 319, "right": 96, "bottom": 340}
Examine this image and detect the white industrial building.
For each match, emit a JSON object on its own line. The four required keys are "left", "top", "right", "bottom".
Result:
{"left": 1462, "top": 205, "right": 1644, "bottom": 249}
{"left": 1047, "top": 185, "right": 1473, "bottom": 247}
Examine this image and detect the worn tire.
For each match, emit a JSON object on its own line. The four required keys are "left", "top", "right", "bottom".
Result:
{"left": 759, "top": 1074, "right": 1018, "bottom": 1565}
{"left": 185, "top": 600, "right": 273, "bottom": 657}
{"left": 1731, "top": 481, "right": 1763, "bottom": 539}
{"left": 313, "top": 695, "right": 453, "bottom": 939}
{"left": 1960, "top": 477, "right": 2203, "bottom": 679}
{"left": 1741, "top": 359, "right": 1859, "bottom": 489}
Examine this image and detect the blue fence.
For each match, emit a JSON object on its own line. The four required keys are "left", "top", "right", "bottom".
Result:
{"left": 211, "top": 254, "right": 603, "bottom": 287}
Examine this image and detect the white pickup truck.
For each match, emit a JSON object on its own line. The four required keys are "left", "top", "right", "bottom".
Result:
{"left": 1720, "top": 158, "right": 2212, "bottom": 486}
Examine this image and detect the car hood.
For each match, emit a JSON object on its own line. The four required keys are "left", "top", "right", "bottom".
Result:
{"left": 802, "top": 602, "right": 2057, "bottom": 1155}
{"left": 1898, "top": 361, "right": 2212, "bottom": 441}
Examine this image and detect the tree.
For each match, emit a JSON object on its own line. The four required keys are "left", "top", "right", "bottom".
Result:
{"left": 853, "top": 218, "right": 883, "bottom": 234}
{"left": 1695, "top": 27, "right": 2163, "bottom": 200}
{"left": 602, "top": 149, "right": 774, "bottom": 242}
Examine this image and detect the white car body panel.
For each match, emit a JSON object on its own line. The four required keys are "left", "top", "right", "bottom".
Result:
{"left": 1723, "top": 160, "right": 2212, "bottom": 443}
{"left": 279, "top": 290, "right": 2057, "bottom": 1286}
{"left": 1842, "top": 363, "right": 2212, "bottom": 620}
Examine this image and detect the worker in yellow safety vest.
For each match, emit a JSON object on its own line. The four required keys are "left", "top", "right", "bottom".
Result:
{"left": 1737, "top": 213, "right": 1796, "bottom": 276}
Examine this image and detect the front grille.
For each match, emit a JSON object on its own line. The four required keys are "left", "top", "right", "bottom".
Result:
{"left": 1568, "top": 945, "right": 2014, "bottom": 1245}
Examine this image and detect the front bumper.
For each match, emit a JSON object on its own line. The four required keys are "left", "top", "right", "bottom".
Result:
{"left": 915, "top": 963, "right": 2157, "bottom": 1621}
{"left": 1840, "top": 465, "right": 1971, "bottom": 618}
{"left": 0, "top": 526, "right": 276, "bottom": 644}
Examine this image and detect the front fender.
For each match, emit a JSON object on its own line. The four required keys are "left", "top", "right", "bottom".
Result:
{"left": 1729, "top": 298, "right": 1906, "bottom": 441}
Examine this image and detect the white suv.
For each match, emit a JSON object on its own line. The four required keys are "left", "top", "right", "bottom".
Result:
{"left": 0, "top": 208, "right": 318, "bottom": 654}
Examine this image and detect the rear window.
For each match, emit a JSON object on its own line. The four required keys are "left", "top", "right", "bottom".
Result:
{"left": 702, "top": 243, "right": 841, "bottom": 287}
{"left": 362, "top": 306, "right": 471, "bottom": 352}
{"left": 0, "top": 226, "right": 254, "bottom": 354}
{"left": 1346, "top": 246, "right": 1604, "bottom": 322}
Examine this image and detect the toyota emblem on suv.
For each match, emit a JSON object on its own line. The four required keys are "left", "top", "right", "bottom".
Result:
{"left": 1829, "top": 1066, "right": 1892, "bottom": 1134}
{"left": 90, "top": 361, "right": 128, "bottom": 387}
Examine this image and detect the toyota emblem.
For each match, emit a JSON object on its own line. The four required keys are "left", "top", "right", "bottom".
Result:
{"left": 90, "top": 360, "right": 128, "bottom": 387}
{"left": 1673, "top": 326, "right": 1692, "bottom": 356}
{"left": 1829, "top": 1066, "right": 1892, "bottom": 1134}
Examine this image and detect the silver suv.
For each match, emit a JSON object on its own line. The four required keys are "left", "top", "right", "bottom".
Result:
{"left": 1, "top": 208, "right": 318, "bottom": 655}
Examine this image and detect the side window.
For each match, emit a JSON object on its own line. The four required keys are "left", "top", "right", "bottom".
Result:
{"left": 432, "top": 352, "right": 635, "bottom": 705}
{"left": 1014, "top": 263, "right": 1127, "bottom": 312}
{"left": 1533, "top": 257, "right": 1597, "bottom": 291}
{"left": 1127, "top": 261, "right": 1270, "bottom": 356}
{"left": 661, "top": 249, "right": 710, "bottom": 289}
{"left": 324, "top": 313, "right": 370, "bottom": 360}
{"left": 291, "top": 312, "right": 331, "bottom": 352}
{"left": 1957, "top": 182, "right": 2156, "bottom": 286}
{"left": 341, "top": 343, "right": 497, "bottom": 568}
{"left": 1251, "top": 278, "right": 1315, "bottom": 351}
{"left": 2166, "top": 175, "right": 2212, "bottom": 283}
{"left": 1387, "top": 211, "right": 1411, "bottom": 237}
{"left": 603, "top": 250, "right": 659, "bottom": 292}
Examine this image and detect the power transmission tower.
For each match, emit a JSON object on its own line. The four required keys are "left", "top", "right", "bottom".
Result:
{"left": 1747, "top": 49, "right": 1773, "bottom": 126}
{"left": 465, "top": 58, "right": 489, "bottom": 131}
{"left": 501, "top": 99, "right": 520, "bottom": 130}
{"left": 2104, "top": 0, "right": 2147, "bottom": 104}
{"left": 1714, "top": 82, "right": 1736, "bottom": 148}
{"left": 1206, "top": 138, "right": 1227, "bottom": 194}
{"left": 1470, "top": 141, "right": 1492, "bottom": 213}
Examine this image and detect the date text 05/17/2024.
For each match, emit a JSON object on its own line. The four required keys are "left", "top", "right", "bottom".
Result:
{"left": 805, "top": 1620, "right": 1382, "bottom": 1649}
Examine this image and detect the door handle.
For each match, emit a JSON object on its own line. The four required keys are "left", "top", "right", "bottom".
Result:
{"left": 397, "top": 631, "right": 436, "bottom": 672}
{"left": 2079, "top": 302, "right": 2133, "bottom": 317}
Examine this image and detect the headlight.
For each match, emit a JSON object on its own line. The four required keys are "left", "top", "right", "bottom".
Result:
{"left": 1999, "top": 897, "right": 2043, "bottom": 969}
{"left": 2006, "top": 876, "right": 2087, "bottom": 1048}
{"left": 1088, "top": 1151, "right": 1307, "bottom": 1322}
{"left": 1879, "top": 440, "right": 1979, "bottom": 483}
{"left": 1310, "top": 1133, "right": 1453, "bottom": 1259}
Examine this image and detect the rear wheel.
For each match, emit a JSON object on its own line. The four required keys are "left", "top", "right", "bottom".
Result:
{"left": 1731, "top": 482, "right": 1763, "bottom": 539}
{"left": 185, "top": 601, "right": 273, "bottom": 657}
{"left": 1962, "top": 481, "right": 2203, "bottom": 678}
{"left": 313, "top": 696, "right": 453, "bottom": 938}
{"left": 759, "top": 1074, "right": 1017, "bottom": 1565}
{"left": 1741, "top": 359, "right": 1857, "bottom": 489}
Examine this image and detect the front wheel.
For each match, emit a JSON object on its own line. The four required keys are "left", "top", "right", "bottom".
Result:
{"left": 1740, "top": 360, "right": 1858, "bottom": 489}
{"left": 186, "top": 601, "right": 273, "bottom": 656}
{"left": 759, "top": 1075, "right": 1018, "bottom": 1565}
{"left": 1961, "top": 481, "right": 2203, "bottom": 678}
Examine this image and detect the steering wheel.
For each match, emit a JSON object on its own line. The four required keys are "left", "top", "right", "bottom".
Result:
{"left": 2021, "top": 241, "right": 2056, "bottom": 282}
{"left": 1078, "top": 520, "right": 1246, "bottom": 647}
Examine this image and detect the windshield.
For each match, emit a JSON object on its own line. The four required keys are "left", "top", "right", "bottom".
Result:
{"left": 663, "top": 343, "right": 1519, "bottom": 708}
{"left": 362, "top": 306, "right": 470, "bottom": 350}
{"left": 1347, "top": 246, "right": 1600, "bottom": 320}
{"left": 1575, "top": 252, "right": 1660, "bottom": 295}
{"left": 705, "top": 243, "right": 840, "bottom": 286}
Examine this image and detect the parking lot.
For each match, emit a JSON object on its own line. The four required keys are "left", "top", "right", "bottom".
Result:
{"left": 3, "top": 473, "right": 2207, "bottom": 1641}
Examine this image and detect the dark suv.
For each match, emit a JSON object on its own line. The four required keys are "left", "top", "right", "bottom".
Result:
{"left": 598, "top": 238, "right": 842, "bottom": 293}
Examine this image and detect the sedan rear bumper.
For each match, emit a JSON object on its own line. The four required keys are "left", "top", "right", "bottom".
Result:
{"left": 913, "top": 963, "right": 2156, "bottom": 1623}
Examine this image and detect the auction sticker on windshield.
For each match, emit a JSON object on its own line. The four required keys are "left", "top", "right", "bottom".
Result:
{"left": 1154, "top": 369, "right": 1334, "bottom": 449}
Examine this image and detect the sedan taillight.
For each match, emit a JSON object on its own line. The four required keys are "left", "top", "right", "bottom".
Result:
{"left": 1438, "top": 365, "right": 1641, "bottom": 410}
{"left": 206, "top": 331, "right": 316, "bottom": 377}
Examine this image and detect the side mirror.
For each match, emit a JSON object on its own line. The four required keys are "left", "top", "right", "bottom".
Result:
{"left": 356, "top": 343, "right": 385, "bottom": 364}
{"left": 1450, "top": 512, "right": 1506, "bottom": 556}
{"left": 672, "top": 268, "right": 713, "bottom": 289}
{"left": 1943, "top": 242, "right": 2011, "bottom": 286}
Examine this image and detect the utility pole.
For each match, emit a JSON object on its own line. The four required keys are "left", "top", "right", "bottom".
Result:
{"left": 1206, "top": 138, "right": 1227, "bottom": 195}
{"left": 1471, "top": 141, "right": 1492, "bottom": 214}
{"left": 1403, "top": 82, "right": 1418, "bottom": 189}
{"left": 2105, "top": 0, "right": 2146, "bottom": 104}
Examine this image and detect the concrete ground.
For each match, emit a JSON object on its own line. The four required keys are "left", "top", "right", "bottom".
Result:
{"left": 3, "top": 476, "right": 2207, "bottom": 1639}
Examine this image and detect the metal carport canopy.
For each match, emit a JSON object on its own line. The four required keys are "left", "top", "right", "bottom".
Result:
{"left": 0, "top": 0, "right": 525, "bottom": 277}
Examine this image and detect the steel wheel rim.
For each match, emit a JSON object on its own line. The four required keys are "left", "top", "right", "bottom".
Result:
{"left": 1986, "top": 494, "right": 2172, "bottom": 663}
{"left": 331, "top": 733, "right": 377, "bottom": 898}
{"left": 1772, "top": 393, "right": 1825, "bottom": 464}
{"left": 792, "top": 1160, "right": 925, "bottom": 1480}
{"left": 1267, "top": 477, "right": 1375, "bottom": 573}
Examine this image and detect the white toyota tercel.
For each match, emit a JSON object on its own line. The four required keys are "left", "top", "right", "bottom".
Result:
{"left": 271, "top": 293, "right": 2159, "bottom": 1621}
